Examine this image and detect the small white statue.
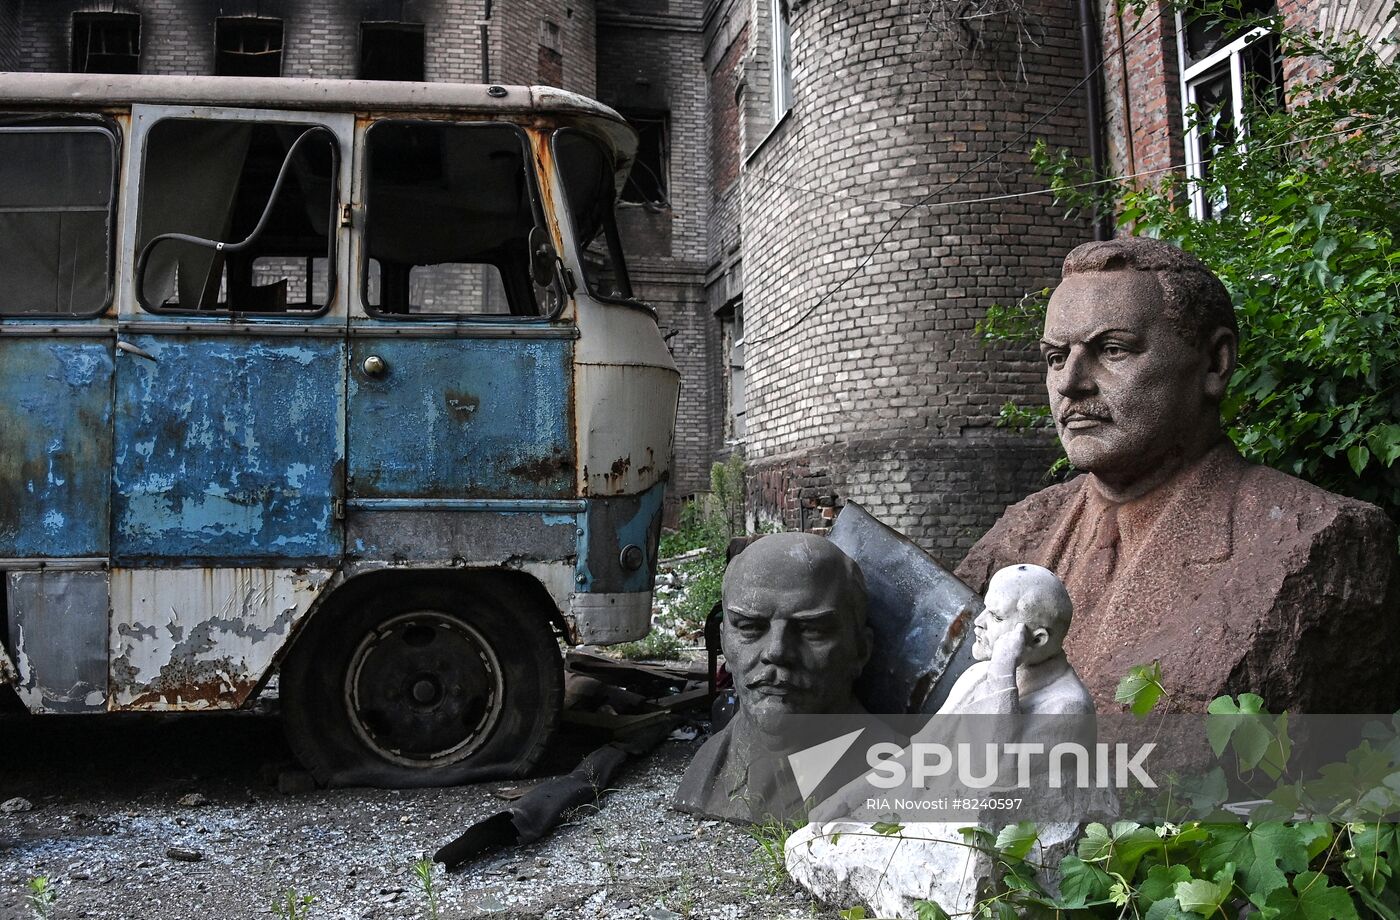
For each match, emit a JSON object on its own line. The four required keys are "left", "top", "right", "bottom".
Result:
{"left": 930, "top": 562, "right": 1094, "bottom": 719}
{"left": 787, "top": 564, "right": 1095, "bottom": 920}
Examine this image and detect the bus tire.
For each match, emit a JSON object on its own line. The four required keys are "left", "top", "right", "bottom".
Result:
{"left": 280, "top": 582, "right": 562, "bottom": 788}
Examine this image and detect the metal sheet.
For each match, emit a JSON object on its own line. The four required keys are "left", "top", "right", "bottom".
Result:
{"left": 111, "top": 335, "right": 345, "bottom": 563}
{"left": 574, "top": 363, "right": 677, "bottom": 496}
{"left": 108, "top": 567, "right": 330, "bottom": 710}
{"left": 0, "top": 337, "right": 114, "bottom": 557}
{"left": 828, "top": 501, "right": 983, "bottom": 715}
{"left": 568, "top": 591, "right": 652, "bottom": 645}
{"left": 347, "top": 337, "right": 573, "bottom": 500}
{"left": 7, "top": 570, "right": 109, "bottom": 713}
{"left": 347, "top": 509, "right": 577, "bottom": 562}
{"left": 577, "top": 481, "right": 666, "bottom": 594}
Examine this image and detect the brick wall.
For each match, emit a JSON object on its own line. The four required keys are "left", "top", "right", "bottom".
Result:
{"left": 490, "top": 0, "right": 595, "bottom": 94}
{"left": 738, "top": 0, "right": 1091, "bottom": 559}
{"left": 1098, "top": 0, "right": 1184, "bottom": 182}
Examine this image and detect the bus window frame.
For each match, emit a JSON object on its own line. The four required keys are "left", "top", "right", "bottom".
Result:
{"left": 550, "top": 127, "right": 655, "bottom": 317}
{"left": 0, "top": 115, "right": 121, "bottom": 321}
{"left": 359, "top": 118, "right": 560, "bottom": 324}
{"left": 133, "top": 112, "right": 342, "bottom": 319}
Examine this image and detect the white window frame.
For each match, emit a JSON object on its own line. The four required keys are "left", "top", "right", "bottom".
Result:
{"left": 1177, "top": 20, "right": 1272, "bottom": 218}
{"left": 771, "top": 0, "right": 793, "bottom": 121}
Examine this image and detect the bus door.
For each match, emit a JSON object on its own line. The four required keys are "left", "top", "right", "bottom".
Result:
{"left": 346, "top": 121, "right": 575, "bottom": 522}
{"left": 0, "top": 116, "right": 120, "bottom": 712}
{"left": 110, "top": 104, "right": 353, "bottom": 710}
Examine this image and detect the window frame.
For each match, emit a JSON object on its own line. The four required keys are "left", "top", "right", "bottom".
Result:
{"left": 771, "top": 0, "right": 794, "bottom": 121}
{"left": 359, "top": 119, "right": 559, "bottom": 323}
{"left": 358, "top": 21, "right": 426, "bottom": 82}
{"left": 70, "top": 11, "right": 142, "bottom": 75}
{"left": 0, "top": 116, "right": 121, "bottom": 321}
{"left": 133, "top": 115, "right": 342, "bottom": 318}
{"left": 1177, "top": 18, "right": 1275, "bottom": 219}
{"left": 550, "top": 126, "right": 655, "bottom": 315}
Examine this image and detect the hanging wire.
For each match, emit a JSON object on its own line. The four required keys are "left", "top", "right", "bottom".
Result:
{"left": 742, "top": 5, "right": 1170, "bottom": 347}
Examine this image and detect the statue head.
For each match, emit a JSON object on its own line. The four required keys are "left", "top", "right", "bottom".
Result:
{"left": 721, "top": 532, "right": 873, "bottom": 735}
{"left": 1041, "top": 238, "right": 1238, "bottom": 499}
{"left": 973, "top": 563, "right": 1072, "bottom": 665}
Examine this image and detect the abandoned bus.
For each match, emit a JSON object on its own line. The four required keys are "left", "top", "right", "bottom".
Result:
{"left": 0, "top": 73, "right": 678, "bottom": 787}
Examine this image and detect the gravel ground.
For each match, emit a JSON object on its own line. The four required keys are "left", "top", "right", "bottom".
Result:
{"left": 0, "top": 710, "right": 845, "bottom": 920}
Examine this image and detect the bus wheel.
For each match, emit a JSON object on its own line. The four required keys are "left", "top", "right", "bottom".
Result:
{"left": 280, "top": 583, "right": 562, "bottom": 788}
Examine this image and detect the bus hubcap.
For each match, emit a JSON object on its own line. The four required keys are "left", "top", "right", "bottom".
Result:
{"left": 344, "top": 610, "right": 503, "bottom": 767}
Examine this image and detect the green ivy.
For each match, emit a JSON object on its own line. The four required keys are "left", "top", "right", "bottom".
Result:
{"left": 981, "top": 4, "right": 1400, "bottom": 524}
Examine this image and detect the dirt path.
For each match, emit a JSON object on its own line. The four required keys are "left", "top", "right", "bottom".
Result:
{"left": 0, "top": 713, "right": 842, "bottom": 920}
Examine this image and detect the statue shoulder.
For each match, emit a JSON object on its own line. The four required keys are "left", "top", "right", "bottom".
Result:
{"left": 1234, "top": 462, "right": 1397, "bottom": 547}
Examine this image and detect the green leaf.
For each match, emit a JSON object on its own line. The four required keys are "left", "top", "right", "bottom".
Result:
{"left": 1175, "top": 876, "right": 1231, "bottom": 915}
{"left": 838, "top": 908, "right": 867, "bottom": 920}
{"left": 993, "top": 821, "right": 1038, "bottom": 861}
{"left": 1349, "top": 444, "right": 1371, "bottom": 476}
{"left": 1262, "top": 870, "right": 1361, "bottom": 920}
{"left": 1137, "top": 864, "right": 1193, "bottom": 907}
{"left": 913, "top": 901, "right": 951, "bottom": 920}
{"left": 871, "top": 821, "right": 904, "bottom": 836}
{"left": 1144, "top": 898, "right": 1197, "bottom": 920}
{"left": 1057, "top": 855, "right": 1115, "bottom": 909}
{"left": 1199, "top": 823, "right": 1309, "bottom": 899}
{"left": 1115, "top": 662, "right": 1166, "bottom": 717}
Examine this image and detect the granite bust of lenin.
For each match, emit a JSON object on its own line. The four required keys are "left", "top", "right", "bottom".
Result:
{"left": 956, "top": 237, "right": 1398, "bottom": 713}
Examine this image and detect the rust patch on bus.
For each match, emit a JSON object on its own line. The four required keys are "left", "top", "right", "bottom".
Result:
{"left": 509, "top": 450, "right": 573, "bottom": 483}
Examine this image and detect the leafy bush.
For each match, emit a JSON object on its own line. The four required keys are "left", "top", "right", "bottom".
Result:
{"left": 982, "top": 5, "right": 1400, "bottom": 522}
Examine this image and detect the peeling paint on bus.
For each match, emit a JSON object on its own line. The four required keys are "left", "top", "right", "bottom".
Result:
{"left": 108, "top": 567, "right": 330, "bottom": 710}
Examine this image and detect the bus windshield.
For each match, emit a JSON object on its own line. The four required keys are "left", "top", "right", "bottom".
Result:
{"left": 553, "top": 128, "right": 637, "bottom": 305}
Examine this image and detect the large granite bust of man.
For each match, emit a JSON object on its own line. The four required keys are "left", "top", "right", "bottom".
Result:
{"left": 956, "top": 237, "right": 1398, "bottom": 713}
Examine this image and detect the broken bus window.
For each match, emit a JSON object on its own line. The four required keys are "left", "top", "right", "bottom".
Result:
{"left": 362, "top": 121, "right": 548, "bottom": 318}
{"left": 135, "top": 118, "right": 338, "bottom": 314}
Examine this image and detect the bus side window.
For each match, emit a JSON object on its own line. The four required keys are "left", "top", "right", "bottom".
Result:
{"left": 362, "top": 122, "right": 546, "bottom": 319}
{"left": 136, "top": 119, "right": 337, "bottom": 314}
{"left": 0, "top": 122, "right": 116, "bottom": 317}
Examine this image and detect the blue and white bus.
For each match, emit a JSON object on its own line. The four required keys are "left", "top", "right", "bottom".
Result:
{"left": 0, "top": 73, "right": 679, "bottom": 787}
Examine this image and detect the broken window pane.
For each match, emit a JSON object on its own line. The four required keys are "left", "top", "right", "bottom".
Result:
{"left": 71, "top": 13, "right": 141, "bottom": 74}
{"left": 0, "top": 123, "right": 115, "bottom": 316}
{"left": 619, "top": 114, "right": 669, "bottom": 206}
{"left": 554, "top": 128, "right": 635, "bottom": 303}
{"left": 215, "top": 17, "right": 283, "bottom": 77}
{"left": 363, "top": 122, "right": 544, "bottom": 317}
{"left": 136, "top": 119, "right": 337, "bottom": 314}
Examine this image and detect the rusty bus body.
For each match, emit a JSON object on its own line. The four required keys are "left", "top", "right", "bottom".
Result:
{"left": 0, "top": 74, "right": 679, "bottom": 786}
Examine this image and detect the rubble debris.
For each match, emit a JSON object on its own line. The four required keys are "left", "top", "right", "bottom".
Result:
{"left": 165, "top": 846, "right": 203, "bottom": 862}
{"left": 1, "top": 796, "right": 34, "bottom": 813}
{"left": 176, "top": 793, "right": 208, "bottom": 807}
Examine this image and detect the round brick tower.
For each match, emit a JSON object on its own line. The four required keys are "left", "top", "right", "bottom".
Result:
{"left": 739, "top": 0, "right": 1093, "bottom": 562}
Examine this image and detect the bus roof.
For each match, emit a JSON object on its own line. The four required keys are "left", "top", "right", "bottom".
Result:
{"left": 0, "top": 72, "right": 627, "bottom": 124}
